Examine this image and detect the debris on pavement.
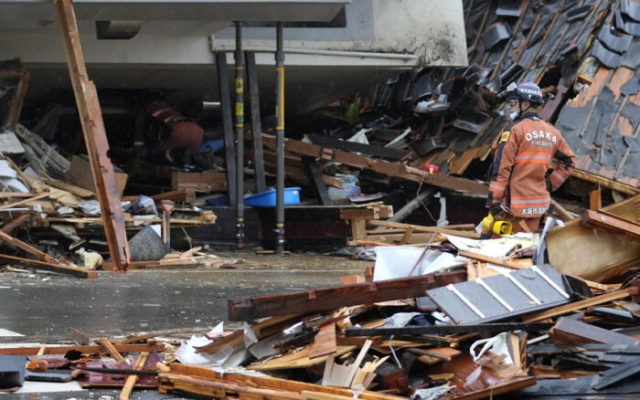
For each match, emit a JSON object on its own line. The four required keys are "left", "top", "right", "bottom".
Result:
{"left": 5, "top": 0, "right": 640, "bottom": 398}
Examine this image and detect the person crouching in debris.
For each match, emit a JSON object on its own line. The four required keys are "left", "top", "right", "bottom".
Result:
{"left": 484, "top": 81, "right": 575, "bottom": 238}
{"left": 133, "top": 93, "right": 211, "bottom": 170}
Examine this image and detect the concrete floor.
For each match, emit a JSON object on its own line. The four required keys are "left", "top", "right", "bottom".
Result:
{"left": 0, "top": 250, "right": 372, "bottom": 399}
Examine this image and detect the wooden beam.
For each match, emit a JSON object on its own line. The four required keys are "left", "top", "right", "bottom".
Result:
{"left": 159, "top": 372, "right": 304, "bottom": 399}
{"left": 0, "top": 192, "right": 49, "bottom": 211}
{"left": 99, "top": 338, "right": 126, "bottom": 363}
{"left": 549, "top": 316, "right": 638, "bottom": 346}
{"left": 115, "top": 333, "right": 157, "bottom": 345}
{"left": 0, "top": 253, "right": 97, "bottom": 279}
{"left": 545, "top": 194, "right": 640, "bottom": 282}
{"left": 589, "top": 188, "right": 602, "bottom": 210}
{"left": 160, "top": 363, "right": 402, "bottom": 400}
{"left": 262, "top": 134, "right": 489, "bottom": 195}
{"left": 367, "top": 219, "right": 480, "bottom": 239}
{"left": 149, "top": 189, "right": 187, "bottom": 203}
{"left": 308, "top": 134, "right": 409, "bottom": 161}
{"left": 0, "top": 229, "right": 55, "bottom": 263}
{"left": 309, "top": 323, "right": 337, "bottom": 359}
{"left": 550, "top": 199, "right": 576, "bottom": 221}
{"left": 119, "top": 351, "right": 148, "bottom": 400}
{"left": 0, "top": 193, "right": 39, "bottom": 199}
{"left": 572, "top": 168, "right": 640, "bottom": 196}
{"left": 0, "top": 342, "right": 164, "bottom": 356}
{"left": 581, "top": 209, "right": 640, "bottom": 240}
{"left": 340, "top": 209, "right": 376, "bottom": 220}
{"left": 228, "top": 271, "right": 466, "bottom": 321}
{"left": 303, "top": 156, "right": 332, "bottom": 205}
{"left": 197, "top": 314, "right": 302, "bottom": 354}
{"left": 54, "top": 0, "right": 130, "bottom": 269}
{"left": 457, "top": 250, "right": 530, "bottom": 270}
{"left": 1, "top": 213, "right": 31, "bottom": 235}
{"left": 349, "top": 218, "right": 367, "bottom": 241}
{"left": 522, "top": 288, "right": 635, "bottom": 323}
{"left": 8, "top": 69, "right": 29, "bottom": 130}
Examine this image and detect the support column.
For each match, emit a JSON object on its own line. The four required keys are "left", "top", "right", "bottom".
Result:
{"left": 274, "top": 22, "right": 286, "bottom": 254}
{"left": 235, "top": 22, "right": 245, "bottom": 250}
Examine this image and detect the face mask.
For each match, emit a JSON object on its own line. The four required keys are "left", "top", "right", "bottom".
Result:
{"left": 509, "top": 111, "right": 519, "bottom": 120}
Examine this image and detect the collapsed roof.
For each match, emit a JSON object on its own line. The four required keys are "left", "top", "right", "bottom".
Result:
{"left": 389, "top": 0, "right": 640, "bottom": 196}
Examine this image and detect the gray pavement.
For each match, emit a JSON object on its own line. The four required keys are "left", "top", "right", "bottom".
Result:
{"left": 0, "top": 251, "right": 372, "bottom": 399}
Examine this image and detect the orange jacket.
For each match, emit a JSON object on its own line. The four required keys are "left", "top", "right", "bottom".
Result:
{"left": 486, "top": 112, "right": 575, "bottom": 218}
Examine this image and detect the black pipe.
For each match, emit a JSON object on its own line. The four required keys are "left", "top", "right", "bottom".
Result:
{"left": 235, "top": 22, "right": 245, "bottom": 250}
{"left": 275, "top": 22, "right": 286, "bottom": 254}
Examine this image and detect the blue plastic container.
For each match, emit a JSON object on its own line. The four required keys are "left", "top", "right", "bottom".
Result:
{"left": 244, "top": 187, "right": 301, "bottom": 207}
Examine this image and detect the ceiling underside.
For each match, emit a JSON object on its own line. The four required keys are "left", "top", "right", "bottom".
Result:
{"left": 0, "top": 0, "right": 349, "bottom": 22}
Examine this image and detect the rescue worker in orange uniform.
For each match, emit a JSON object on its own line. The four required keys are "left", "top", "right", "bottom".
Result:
{"left": 133, "top": 93, "right": 210, "bottom": 169}
{"left": 486, "top": 81, "right": 576, "bottom": 235}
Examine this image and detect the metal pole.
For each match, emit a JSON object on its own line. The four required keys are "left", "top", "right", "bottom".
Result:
{"left": 235, "top": 22, "right": 245, "bottom": 251}
{"left": 275, "top": 22, "right": 286, "bottom": 254}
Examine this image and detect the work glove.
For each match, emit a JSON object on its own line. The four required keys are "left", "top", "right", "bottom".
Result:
{"left": 545, "top": 178, "right": 553, "bottom": 193}
{"left": 490, "top": 202, "right": 507, "bottom": 217}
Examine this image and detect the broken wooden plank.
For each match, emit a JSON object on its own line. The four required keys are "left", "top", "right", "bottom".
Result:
{"left": 228, "top": 271, "right": 466, "bottom": 321}
{"left": 592, "top": 358, "right": 640, "bottom": 390}
{"left": 0, "top": 229, "right": 55, "bottom": 262}
{"left": 570, "top": 168, "right": 640, "bottom": 196}
{"left": 546, "top": 195, "right": 640, "bottom": 282}
{"left": 54, "top": 0, "right": 130, "bottom": 269}
{"left": 308, "top": 134, "right": 410, "bottom": 161}
{"left": 0, "top": 193, "right": 39, "bottom": 199}
{"left": 426, "top": 354, "right": 535, "bottom": 398}
{"left": 197, "top": 314, "right": 302, "bottom": 354}
{"left": 303, "top": 156, "right": 332, "bottom": 206}
{"left": 119, "top": 351, "right": 148, "bottom": 400}
{"left": 114, "top": 333, "right": 156, "bottom": 346}
{"left": 549, "top": 317, "right": 639, "bottom": 346}
{"left": 159, "top": 371, "right": 304, "bottom": 399}
{"left": 367, "top": 219, "right": 480, "bottom": 239}
{"left": 66, "top": 155, "right": 127, "bottom": 197}
{"left": 348, "top": 218, "right": 367, "bottom": 241}
{"left": 249, "top": 346, "right": 356, "bottom": 371}
{"left": 170, "top": 170, "right": 227, "bottom": 192}
{"left": 551, "top": 198, "right": 576, "bottom": 221}
{"left": 6, "top": 68, "right": 29, "bottom": 130}
{"left": 0, "top": 342, "right": 164, "bottom": 356}
{"left": 458, "top": 250, "right": 531, "bottom": 270}
{"left": 582, "top": 209, "right": 640, "bottom": 240}
{"left": 262, "top": 134, "right": 489, "bottom": 195}
{"left": 309, "top": 323, "right": 337, "bottom": 359}
{"left": 160, "top": 363, "right": 399, "bottom": 400}
{"left": 98, "top": 338, "right": 126, "bottom": 363}
{"left": 523, "top": 288, "right": 635, "bottom": 322}
{"left": 407, "top": 347, "right": 462, "bottom": 361}
{"left": 0, "top": 213, "right": 30, "bottom": 235}
{"left": 0, "top": 253, "right": 96, "bottom": 278}
{"left": 0, "top": 192, "right": 49, "bottom": 211}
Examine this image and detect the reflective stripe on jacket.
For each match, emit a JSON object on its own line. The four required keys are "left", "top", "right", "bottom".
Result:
{"left": 147, "top": 102, "right": 185, "bottom": 126}
{"left": 486, "top": 112, "right": 575, "bottom": 218}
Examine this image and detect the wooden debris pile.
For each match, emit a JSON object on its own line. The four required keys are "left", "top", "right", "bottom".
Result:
{"left": 0, "top": 132, "right": 221, "bottom": 277}
{"left": 183, "top": 253, "right": 639, "bottom": 399}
